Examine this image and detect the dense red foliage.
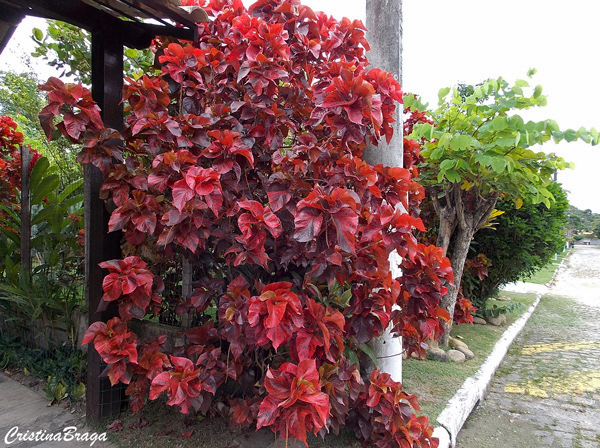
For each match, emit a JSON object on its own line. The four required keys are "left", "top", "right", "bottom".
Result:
{"left": 0, "top": 116, "right": 41, "bottom": 209}
{"left": 43, "top": 1, "right": 451, "bottom": 446}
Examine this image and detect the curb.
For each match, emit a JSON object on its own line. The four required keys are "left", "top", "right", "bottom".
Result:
{"left": 431, "top": 252, "right": 571, "bottom": 447}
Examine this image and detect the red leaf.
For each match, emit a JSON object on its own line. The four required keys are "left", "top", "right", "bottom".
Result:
{"left": 106, "top": 419, "right": 123, "bottom": 432}
{"left": 82, "top": 321, "right": 106, "bottom": 345}
{"left": 181, "top": 429, "right": 194, "bottom": 439}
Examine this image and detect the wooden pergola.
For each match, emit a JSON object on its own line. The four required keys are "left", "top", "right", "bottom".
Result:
{"left": 0, "top": 0, "right": 207, "bottom": 421}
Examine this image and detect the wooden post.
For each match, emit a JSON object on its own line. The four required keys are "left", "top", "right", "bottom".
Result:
{"left": 20, "top": 145, "right": 31, "bottom": 274}
{"left": 86, "top": 15, "right": 125, "bottom": 422}
{"left": 182, "top": 257, "right": 192, "bottom": 328}
{"left": 364, "top": 0, "right": 404, "bottom": 382}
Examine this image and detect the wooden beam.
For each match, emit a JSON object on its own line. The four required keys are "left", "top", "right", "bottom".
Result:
{"left": 0, "top": 4, "right": 22, "bottom": 54}
{"left": 0, "top": 0, "right": 195, "bottom": 50}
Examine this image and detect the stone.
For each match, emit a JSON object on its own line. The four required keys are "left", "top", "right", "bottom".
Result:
{"left": 473, "top": 316, "right": 487, "bottom": 325}
{"left": 449, "top": 337, "right": 469, "bottom": 350}
{"left": 448, "top": 349, "right": 466, "bottom": 362}
{"left": 496, "top": 296, "right": 512, "bottom": 301}
{"left": 487, "top": 316, "right": 504, "bottom": 326}
{"left": 424, "top": 336, "right": 439, "bottom": 349}
{"left": 427, "top": 347, "right": 449, "bottom": 362}
{"left": 500, "top": 314, "right": 507, "bottom": 324}
{"left": 456, "top": 346, "right": 475, "bottom": 360}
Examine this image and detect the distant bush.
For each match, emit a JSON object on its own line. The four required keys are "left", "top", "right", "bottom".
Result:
{"left": 462, "top": 181, "right": 568, "bottom": 307}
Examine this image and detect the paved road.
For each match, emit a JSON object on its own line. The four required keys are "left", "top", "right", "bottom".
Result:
{"left": 456, "top": 246, "right": 600, "bottom": 448}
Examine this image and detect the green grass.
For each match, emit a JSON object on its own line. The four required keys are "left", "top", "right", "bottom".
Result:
{"left": 520, "top": 249, "right": 570, "bottom": 285}
{"left": 402, "top": 292, "right": 537, "bottom": 421}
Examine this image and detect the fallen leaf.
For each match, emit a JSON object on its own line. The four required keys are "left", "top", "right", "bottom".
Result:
{"left": 106, "top": 419, "right": 123, "bottom": 432}
{"left": 181, "top": 429, "right": 194, "bottom": 439}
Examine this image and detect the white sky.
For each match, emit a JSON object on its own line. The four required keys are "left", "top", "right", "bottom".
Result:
{"left": 1, "top": 0, "right": 599, "bottom": 212}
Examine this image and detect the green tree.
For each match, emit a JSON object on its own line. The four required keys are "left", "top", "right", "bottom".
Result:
{"left": 566, "top": 205, "right": 599, "bottom": 236}
{"left": 0, "top": 71, "right": 81, "bottom": 185}
{"left": 412, "top": 73, "right": 599, "bottom": 345}
{"left": 462, "top": 181, "right": 569, "bottom": 305}
{"left": 32, "top": 20, "right": 155, "bottom": 85}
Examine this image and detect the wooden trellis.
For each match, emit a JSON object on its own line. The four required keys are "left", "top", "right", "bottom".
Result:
{"left": 0, "top": 0, "right": 207, "bottom": 421}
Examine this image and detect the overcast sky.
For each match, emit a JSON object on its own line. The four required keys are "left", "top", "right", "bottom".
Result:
{"left": 2, "top": 0, "right": 599, "bottom": 212}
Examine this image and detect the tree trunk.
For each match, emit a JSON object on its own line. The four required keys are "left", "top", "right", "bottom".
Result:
{"left": 437, "top": 190, "right": 499, "bottom": 347}
{"left": 439, "top": 224, "right": 474, "bottom": 346}
{"left": 434, "top": 201, "right": 457, "bottom": 257}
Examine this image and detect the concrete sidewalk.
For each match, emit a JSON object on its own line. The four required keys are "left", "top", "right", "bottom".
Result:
{"left": 0, "top": 373, "right": 117, "bottom": 448}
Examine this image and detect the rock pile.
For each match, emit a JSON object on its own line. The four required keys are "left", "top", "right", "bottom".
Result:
{"left": 425, "top": 336, "right": 475, "bottom": 362}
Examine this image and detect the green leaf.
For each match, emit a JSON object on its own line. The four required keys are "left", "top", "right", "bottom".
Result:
{"left": 346, "top": 348, "right": 360, "bottom": 369}
{"left": 576, "top": 127, "right": 590, "bottom": 143}
{"left": 490, "top": 158, "right": 505, "bottom": 173}
{"left": 32, "top": 28, "right": 43, "bottom": 41}
{"left": 57, "top": 179, "right": 83, "bottom": 202}
{"left": 0, "top": 227, "right": 20, "bottom": 244}
{"left": 590, "top": 128, "right": 599, "bottom": 145}
{"left": 439, "top": 159, "right": 457, "bottom": 171}
{"left": 29, "top": 157, "right": 50, "bottom": 190}
{"left": 358, "top": 343, "right": 378, "bottom": 368}
{"left": 437, "top": 133, "right": 452, "bottom": 149}
{"left": 533, "top": 85, "right": 543, "bottom": 99}
{"left": 515, "top": 79, "right": 529, "bottom": 88}
{"left": 563, "top": 129, "right": 577, "bottom": 142}
{"left": 31, "top": 174, "right": 60, "bottom": 205}
{"left": 552, "top": 131, "right": 563, "bottom": 142}
{"left": 499, "top": 97, "right": 517, "bottom": 109}
{"left": 449, "top": 134, "right": 473, "bottom": 151}
{"left": 429, "top": 147, "right": 444, "bottom": 160}
{"left": 73, "top": 383, "right": 86, "bottom": 401}
{"left": 546, "top": 119, "right": 559, "bottom": 132}
{"left": 474, "top": 154, "right": 493, "bottom": 166}
{"left": 31, "top": 205, "right": 57, "bottom": 226}
{"left": 124, "top": 48, "right": 139, "bottom": 58}
{"left": 61, "top": 195, "right": 84, "bottom": 209}
{"left": 438, "top": 87, "right": 450, "bottom": 105}
{"left": 445, "top": 169, "right": 461, "bottom": 183}
{"left": 492, "top": 115, "right": 508, "bottom": 131}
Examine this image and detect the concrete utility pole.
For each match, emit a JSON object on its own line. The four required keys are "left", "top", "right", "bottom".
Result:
{"left": 365, "top": 0, "right": 403, "bottom": 382}
{"left": 363, "top": 0, "right": 403, "bottom": 168}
